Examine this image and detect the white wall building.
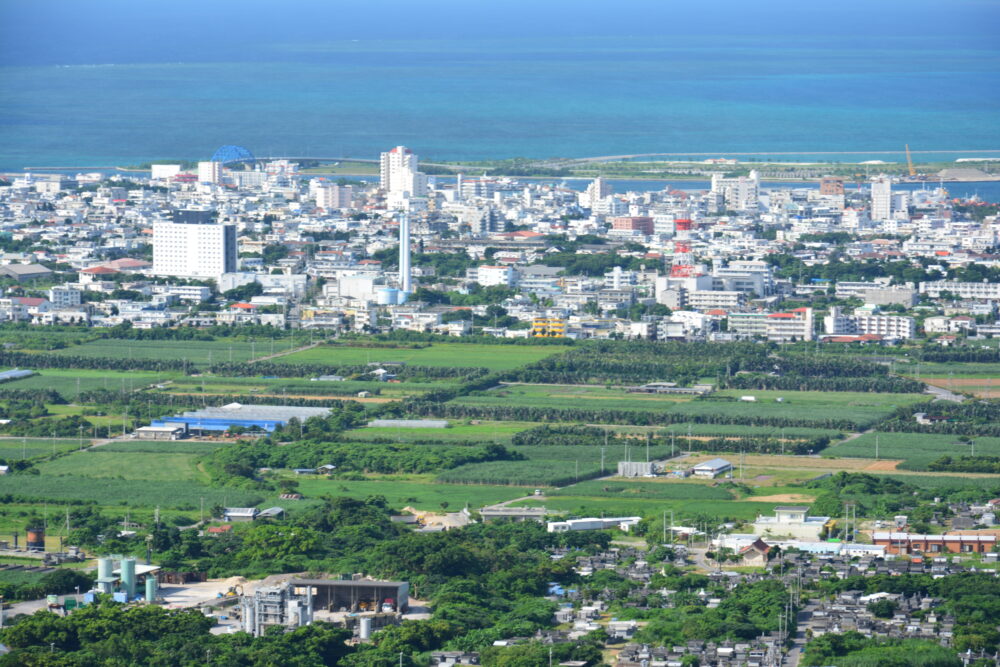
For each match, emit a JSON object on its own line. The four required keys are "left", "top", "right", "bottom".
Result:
{"left": 870, "top": 177, "right": 892, "bottom": 222}
{"left": 153, "top": 221, "right": 237, "bottom": 280}
{"left": 197, "top": 161, "right": 223, "bottom": 185}
{"left": 476, "top": 265, "right": 515, "bottom": 287}
{"left": 380, "top": 146, "right": 428, "bottom": 199}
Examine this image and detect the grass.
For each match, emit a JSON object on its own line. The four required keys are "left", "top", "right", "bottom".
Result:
{"left": 287, "top": 477, "right": 527, "bottom": 510}
{"left": 608, "top": 424, "right": 844, "bottom": 439}
{"left": 882, "top": 475, "right": 1000, "bottom": 490}
{"left": 36, "top": 450, "right": 209, "bottom": 482}
{"left": 452, "top": 386, "right": 923, "bottom": 427}
{"left": 825, "top": 432, "right": 1000, "bottom": 471}
{"left": 96, "top": 441, "right": 228, "bottom": 454}
{"left": 278, "top": 342, "right": 572, "bottom": 371}
{"left": 2, "top": 368, "right": 180, "bottom": 400}
{"left": 343, "top": 421, "right": 538, "bottom": 444}
{"left": 52, "top": 338, "right": 266, "bottom": 366}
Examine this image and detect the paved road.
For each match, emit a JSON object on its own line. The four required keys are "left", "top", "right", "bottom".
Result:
{"left": 925, "top": 384, "right": 965, "bottom": 403}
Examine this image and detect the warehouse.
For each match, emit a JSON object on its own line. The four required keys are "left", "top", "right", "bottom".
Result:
{"left": 150, "top": 402, "right": 331, "bottom": 434}
{"left": 287, "top": 578, "right": 409, "bottom": 613}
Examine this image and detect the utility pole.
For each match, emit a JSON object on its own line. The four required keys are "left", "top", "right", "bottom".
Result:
{"left": 600, "top": 447, "right": 605, "bottom": 474}
{"left": 875, "top": 434, "right": 879, "bottom": 460}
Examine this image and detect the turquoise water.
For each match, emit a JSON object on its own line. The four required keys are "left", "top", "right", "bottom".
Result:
{"left": 1, "top": 1, "right": 999, "bottom": 170}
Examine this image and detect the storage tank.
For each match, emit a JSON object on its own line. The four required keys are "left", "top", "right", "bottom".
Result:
{"left": 359, "top": 616, "right": 373, "bottom": 640}
{"left": 26, "top": 527, "right": 45, "bottom": 551}
{"left": 145, "top": 577, "right": 158, "bottom": 602}
{"left": 376, "top": 288, "right": 398, "bottom": 305}
{"left": 98, "top": 557, "right": 114, "bottom": 580}
{"left": 121, "top": 558, "right": 137, "bottom": 597}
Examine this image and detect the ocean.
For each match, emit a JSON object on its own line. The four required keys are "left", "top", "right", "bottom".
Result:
{"left": 1, "top": 0, "right": 999, "bottom": 171}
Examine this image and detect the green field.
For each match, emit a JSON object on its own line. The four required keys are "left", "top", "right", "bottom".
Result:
{"left": 451, "top": 386, "right": 923, "bottom": 427}
{"left": 52, "top": 338, "right": 265, "bottom": 366}
{"left": 3, "top": 368, "right": 180, "bottom": 400}
{"left": 165, "top": 376, "right": 455, "bottom": 399}
{"left": 0, "top": 475, "right": 263, "bottom": 509}
{"left": 0, "top": 437, "right": 85, "bottom": 460}
{"left": 277, "top": 342, "right": 572, "bottom": 371}
{"left": 609, "top": 424, "right": 844, "bottom": 439}
{"left": 548, "top": 480, "right": 733, "bottom": 500}
{"left": 37, "top": 450, "right": 208, "bottom": 482}
{"left": 96, "top": 441, "right": 227, "bottom": 454}
{"left": 898, "top": 361, "right": 1000, "bottom": 378}
{"left": 514, "top": 497, "right": 776, "bottom": 521}
{"left": 288, "top": 477, "right": 527, "bottom": 509}
{"left": 343, "top": 421, "right": 538, "bottom": 443}
{"left": 826, "top": 432, "right": 1000, "bottom": 470}
{"left": 884, "top": 474, "right": 1000, "bottom": 490}
{"left": 438, "top": 444, "right": 678, "bottom": 486}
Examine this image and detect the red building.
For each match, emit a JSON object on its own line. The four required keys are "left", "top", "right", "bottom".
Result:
{"left": 611, "top": 216, "right": 654, "bottom": 235}
{"left": 872, "top": 531, "right": 996, "bottom": 554}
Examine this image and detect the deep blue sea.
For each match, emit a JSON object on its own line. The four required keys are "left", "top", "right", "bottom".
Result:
{"left": 1, "top": 0, "right": 999, "bottom": 171}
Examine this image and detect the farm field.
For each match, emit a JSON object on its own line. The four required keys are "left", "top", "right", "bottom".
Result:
{"left": 0, "top": 437, "right": 85, "bottom": 460}
{"left": 51, "top": 338, "right": 265, "bottom": 366}
{"left": 36, "top": 449, "right": 209, "bottom": 482}
{"left": 609, "top": 424, "right": 845, "bottom": 439}
{"left": 2, "top": 368, "right": 180, "bottom": 400}
{"left": 882, "top": 475, "right": 1000, "bottom": 491}
{"left": 0, "top": 474, "right": 264, "bottom": 509}
{"left": 452, "top": 386, "right": 923, "bottom": 427}
{"left": 343, "top": 421, "right": 538, "bottom": 443}
{"left": 897, "top": 361, "right": 1000, "bottom": 378}
{"left": 286, "top": 476, "right": 527, "bottom": 510}
{"left": 548, "top": 479, "right": 732, "bottom": 500}
{"left": 438, "top": 443, "right": 680, "bottom": 486}
{"left": 277, "top": 342, "right": 572, "bottom": 371}
{"left": 164, "top": 376, "right": 455, "bottom": 399}
{"left": 825, "top": 432, "right": 1000, "bottom": 471}
{"left": 514, "top": 496, "right": 776, "bottom": 521}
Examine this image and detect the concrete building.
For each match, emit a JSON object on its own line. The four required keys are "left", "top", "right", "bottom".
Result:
{"left": 752, "top": 506, "right": 831, "bottom": 540}
{"left": 872, "top": 532, "right": 997, "bottom": 555}
{"left": 617, "top": 461, "right": 656, "bottom": 478}
{"left": 854, "top": 312, "right": 916, "bottom": 340}
{"left": 476, "top": 265, "right": 515, "bottom": 287}
{"left": 691, "top": 458, "right": 732, "bottom": 478}
{"left": 153, "top": 220, "right": 237, "bottom": 279}
{"left": 197, "top": 161, "right": 223, "bottom": 185}
{"left": 710, "top": 171, "right": 760, "bottom": 211}
{"left": 870, "top": 177, "right": 892, "bottom": 221}
{"left": 610, "top": 216, "right": 654, "bottom": 236}
{"left": 380, "top": 146, "right": 428, "bottom": 198}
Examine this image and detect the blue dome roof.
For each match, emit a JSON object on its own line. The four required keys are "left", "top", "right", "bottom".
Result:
{"left": 210, "top": 145, "right": 255, "bottom": 165}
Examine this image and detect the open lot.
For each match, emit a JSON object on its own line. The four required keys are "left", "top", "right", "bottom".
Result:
{"left": 825, "top": 432, "right": 1000, "bottom": 471}
{"left": 277, "top": 342, "right": 572, "bottom": 371}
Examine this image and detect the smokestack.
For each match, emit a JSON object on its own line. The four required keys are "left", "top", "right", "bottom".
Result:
{"left": 399, "top": 213, "right": 411, "bottom": 294}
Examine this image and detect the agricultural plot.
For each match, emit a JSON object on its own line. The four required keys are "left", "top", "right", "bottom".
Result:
{"left": 278, "top": 342, "right": 571, "bottom": 371}
{"left": 36, "top": 450, "right": 209, "bottom": 482}
{"left": 288, "top": 477, "right": 526, "bottom": 510}
{"left": 438, "top": 443, "right": 679, "bottom": 486}
{"left": 548, "top": 480, "right": 733, "bottom": 500}
{"left": 0, "top": 437, "right": 84, "bottom": 460}
{"left": 451, "top": 386, "right": 922, "bottom": 428}
{"left": 825, "top": 432, "right": 1000, "bottom": 471}
{"left": 164, "top": 376, "right": 454, "bottom": 399}
{"left": 882, "top": 475, "right": 1000, "bottom": 491}
{"left": 513, "top": 497, "right": 776, "bottom": 521}
{"left": 609, "top": 424, "right": 844, "bottom": 439}
{"left": 52, "top": 338, "right": 263, "bottom": 366}
{"left": 0, "top": 475, "right": 263, "bottom": 509}
{"left": 343, "top": 421, "right": 538, "bottom": 444}
{"left": 2, "top": 368, "right": 179, "bottom": 400}
{"left": 96, "top": 441, "right": 227, "bottom": 454}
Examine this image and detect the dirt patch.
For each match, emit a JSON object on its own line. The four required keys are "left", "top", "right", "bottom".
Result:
{"left": 753, "top": 475, "right": 773, "bottom": 481}
{"left": 864, "top": 460, "right": 901, "bottom": 471}
{"left": 750, "top": 493, "right": 816, "bottom": 503}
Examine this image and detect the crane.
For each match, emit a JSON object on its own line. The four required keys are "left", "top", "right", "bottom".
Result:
{"left": 905, "top": 144, "right": 916, "bottom": 178}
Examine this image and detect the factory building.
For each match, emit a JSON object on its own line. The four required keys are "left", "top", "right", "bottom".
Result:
{"left": 150, "top": 402, "right": 331, "bottom": 433}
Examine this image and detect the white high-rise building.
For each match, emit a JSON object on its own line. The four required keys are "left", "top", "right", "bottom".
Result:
{"left": 585, "top": 177, "right": 613, "bottom": 209}
{"left": 197, "top": 161, "right": 223, "bottom": 184}
{"left": 380, "top": 146, "right": 428, "bottom": 198}
{"left": 153, "top": 221, "right": 237, "bottom": 280}
{"left": 870, "top": 177, "right": 892, "bottom": 221}
{"left": 710, "top": 171, "right": 760, "bottom": 211}
{"left": 314, "top": 183, "right": 354, "bottom": 210}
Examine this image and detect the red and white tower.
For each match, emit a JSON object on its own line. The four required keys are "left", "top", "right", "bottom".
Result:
{"left": 669, "top": 214, "right": 696, "bottom": 277}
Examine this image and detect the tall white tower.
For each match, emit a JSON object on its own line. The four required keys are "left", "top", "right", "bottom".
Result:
{"left": 398, "top": 213, "right": 412, "bottom": 294}
{"left": 871, "top": 176, "right": 892, "bottom": 221}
